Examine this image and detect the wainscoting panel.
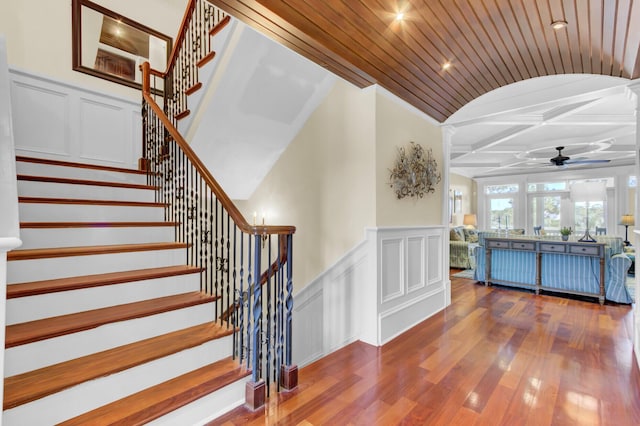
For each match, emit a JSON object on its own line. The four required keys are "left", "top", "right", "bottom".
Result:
{"left": 293, "top": 227, "right": 447, "bottom": 366}
{"left": 10, "top": 80, "right": 69, "bottom": 157}
{"left": 427, "top": 234, "right": 443, "bottom": 285}
{"left": 407, "top": 236, "right": 425, "bottom": 293}
{"left": 375, "top": 227, "right": 447, "bottom": 345}
{"left": 79, "top": 98, "right": 127, "bottom": 164}
{"left": 9, "top": 68, "right": 141, "bottom": 168}
{"left": 292, "top": 240, "right": 368, "bottom": 367}
{"left": 380, "top": 238, "right": 404, "bottom": 303}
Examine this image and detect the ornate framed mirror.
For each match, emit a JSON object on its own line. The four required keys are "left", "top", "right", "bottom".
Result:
{"left": 71, "top": 0, "right": 172, "bottom": 91}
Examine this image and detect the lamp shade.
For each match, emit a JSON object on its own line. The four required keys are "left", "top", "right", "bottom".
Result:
{"left": 619, "top": 214, "right": 635, "bottom": 226}
{"left": 463, "top": 214, "right": 477, "bottom": 227}
{"left": 570, "top": 181, "right": 606, "bottom": 202}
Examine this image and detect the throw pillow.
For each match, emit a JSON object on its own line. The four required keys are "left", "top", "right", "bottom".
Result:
{"left": 463, "top": 228, "right": 478, "bottom": 243}
{"left": 450, "top": 228, "right": 463, "bottom": 241}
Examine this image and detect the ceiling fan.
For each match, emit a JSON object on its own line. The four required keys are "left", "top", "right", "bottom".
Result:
{"left": 549, "top": 146, "right": 611, "bottom": 167}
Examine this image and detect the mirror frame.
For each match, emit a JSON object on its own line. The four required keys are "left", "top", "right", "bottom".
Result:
{"left": 71, "top": 0, "right": 172, "bottom": 91}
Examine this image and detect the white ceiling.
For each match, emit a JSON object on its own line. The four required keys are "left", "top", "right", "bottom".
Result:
{"left": 446, "top": 75, "right": 638, "bottom": 179}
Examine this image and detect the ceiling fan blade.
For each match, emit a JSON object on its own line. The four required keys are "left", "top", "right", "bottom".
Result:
{"left": 565, "top": 159, "right": 611, "bottom": 164}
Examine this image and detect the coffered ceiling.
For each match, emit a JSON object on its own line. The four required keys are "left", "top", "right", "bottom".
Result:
{"left": 204, "top": 0, "right": 640, "bottom": 179}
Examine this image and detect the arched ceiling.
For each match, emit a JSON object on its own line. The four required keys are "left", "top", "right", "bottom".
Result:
{"left": 206, "top": 0, "right": 640, "bottom": 122}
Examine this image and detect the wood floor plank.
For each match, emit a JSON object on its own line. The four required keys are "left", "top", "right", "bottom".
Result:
{"left": 5, "top": 292, "right": 215, "bottom": 348}
{"left": 210, "top": 271, "right": 640, "bottom": 425}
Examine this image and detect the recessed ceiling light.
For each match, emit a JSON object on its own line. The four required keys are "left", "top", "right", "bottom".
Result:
{"left": 442, "top": 61, "right": 452, "bottom": 71}
{"left": 551, "top": 20, "right": 568, "bottom": 30}
{"left": 396, "top": 12, "right": 404, "bottom": 21}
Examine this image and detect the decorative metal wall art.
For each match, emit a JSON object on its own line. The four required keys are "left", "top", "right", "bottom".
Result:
{"left": 389, "top": 141, "right": 441, "bottom": 199}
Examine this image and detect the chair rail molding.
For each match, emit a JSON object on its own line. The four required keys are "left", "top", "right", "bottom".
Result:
{"left": 293, "top": 226, "right": 447, "bottom": 367}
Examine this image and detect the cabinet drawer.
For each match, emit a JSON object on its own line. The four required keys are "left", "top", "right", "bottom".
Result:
{"left": 540, "top": 243, "right": 565, "bottom": 253}
{"left": 511, "top": 241, "right": 535, "bottom": 250}
{"left": 487, "top": 240, "right": 509, "bottom": 249}
{"left": 569, "top": 245, "right": 601, "bottom": 256}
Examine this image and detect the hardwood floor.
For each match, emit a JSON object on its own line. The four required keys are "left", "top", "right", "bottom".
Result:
{"left": 212, "top": 270, "right": 640, "bottom": 425}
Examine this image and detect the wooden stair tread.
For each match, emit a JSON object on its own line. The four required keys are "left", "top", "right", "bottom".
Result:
{"left": 197, "top": 51, "right": 216, "bottom": 68}
{"left": 5, "top": 292, "right": 216, "bottom": 348}
{"left": 20, "top": 221, "right": 179, "bottom": 228}
{"left": 210, "top": 15, "right": 231, "bottom": 37}
{"left": 3, "top": 323, "right": 234, "bottom": 410}
{"left": 58, "top": 357, "right": 248, "bottom": 426}
{"left": 175, "top": 109, "right": 191, "bottom": 120}
{"left": 17, "top": 175, "right": 157, "bottom": 190}
{"left": 185, "top": 81, "right": 202, "bottom": 95}
{"left": 18, "top": 196, "right": 167, "bottom": 207}
{"left": 8, "top": 265, "right": 202, "bottom": 299}
{"left": 16, "top": 156, "right": 146, "bottom": 175}
{"left": 8, "top": 241, "right": 188, "bottom": 261}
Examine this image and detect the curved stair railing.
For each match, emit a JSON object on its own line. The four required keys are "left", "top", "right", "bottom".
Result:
{"left": 140, "top": 0, "right": 296, "bottom": 409}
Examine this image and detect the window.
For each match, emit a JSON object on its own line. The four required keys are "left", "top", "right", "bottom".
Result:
{"left": 527, "top": 182, "right": 566, "bottom": 192}
{"left": 485, "top": 184, "right": 518, "bottom": 194}
{"left": 530, "top": 195, "right": 562, "bottom": 231}
{"left": 489, "top": 198, "right": 514, "bottom": 229}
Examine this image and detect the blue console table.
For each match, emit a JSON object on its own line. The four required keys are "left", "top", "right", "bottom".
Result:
{"left": 484, "top": 237, "right": 606, "bottom": 305}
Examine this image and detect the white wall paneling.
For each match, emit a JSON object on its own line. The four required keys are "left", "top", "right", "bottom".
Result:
{"left": 374, "top": 227, "right": 446, "bottom": 345}
{"left": 292, "top": 240, "right": 368, "bottom": 368}
{"left": 9, "top": 67, "right": 141, "bottom": 168}
{"left": 293, "top": 226, "right": 447, "bottom": 367}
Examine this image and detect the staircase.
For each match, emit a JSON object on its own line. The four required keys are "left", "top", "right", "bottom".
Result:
{"left": 3, "top": 156, "right": 250, "bottom": 425}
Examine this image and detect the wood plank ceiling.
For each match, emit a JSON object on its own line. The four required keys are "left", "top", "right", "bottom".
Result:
{"left": 207, "top": 0, "right": 640, "bottom": 123}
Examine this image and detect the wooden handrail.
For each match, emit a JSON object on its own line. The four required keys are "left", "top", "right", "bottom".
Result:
{"left": 163, "top": 0, "right": 197, "bottom": 78}
{"left": 141, "top": 62, "right": 295, "bottom": 236}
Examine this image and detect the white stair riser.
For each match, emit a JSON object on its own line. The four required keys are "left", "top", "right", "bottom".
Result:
{"left": 19, "top": 203, "right": 166, "bottom": 222}
{"left": 19, "top": 226, "right": 176, "bottom": 249}
{"left": 4, "top": 302, "right": 218, "bottom": 377}
{"left": 17, "top": 162, "right": 148, "bottom": 185}
{"left": 149, "top": 378, "right": 248, "bottom": 426}
{"left": 18, "top": 180, "right": 156, "bottom": 202}
{"left": 7, "top": 248, "right": 187, "bottom": 283}
{"left": 6, "top": 274, "right": 201, "bottom": 325}
{"left": 3, "top": 335, "right": 233, "bottom": 425}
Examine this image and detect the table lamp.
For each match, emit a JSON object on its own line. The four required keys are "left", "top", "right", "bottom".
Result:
{"left": 463, "top": 214, "right": 477, "bottom": 229}
{"left": 619, "top": 214, "right": 634, "bottom": 246}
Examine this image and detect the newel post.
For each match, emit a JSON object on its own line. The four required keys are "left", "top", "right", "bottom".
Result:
{"left": 245, "top": 234, "right": 264, "bottom": 410}
{"left": 281, "top": 233, "right": 298, "bottom": 390}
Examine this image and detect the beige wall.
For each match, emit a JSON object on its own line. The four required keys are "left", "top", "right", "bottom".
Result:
{"left": 0, "top": 0, "right": 186, "bottom": 101}
{"left": 375, "top": 92, "right": 444, "bottom": 227}
{"left": 236, "top": 80, "right": 377, "bottom": 290}
{"left": 449, "top": 172, "right": 477, "bottom": 227}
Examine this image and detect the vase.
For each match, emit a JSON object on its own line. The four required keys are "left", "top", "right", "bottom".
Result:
{"left": 562, "top": 235, "right": 569, "bottom": 241}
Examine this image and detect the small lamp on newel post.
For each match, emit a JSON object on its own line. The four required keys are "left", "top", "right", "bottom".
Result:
{"left": 619, "top": 214, "right": 634, "bottom": 246}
